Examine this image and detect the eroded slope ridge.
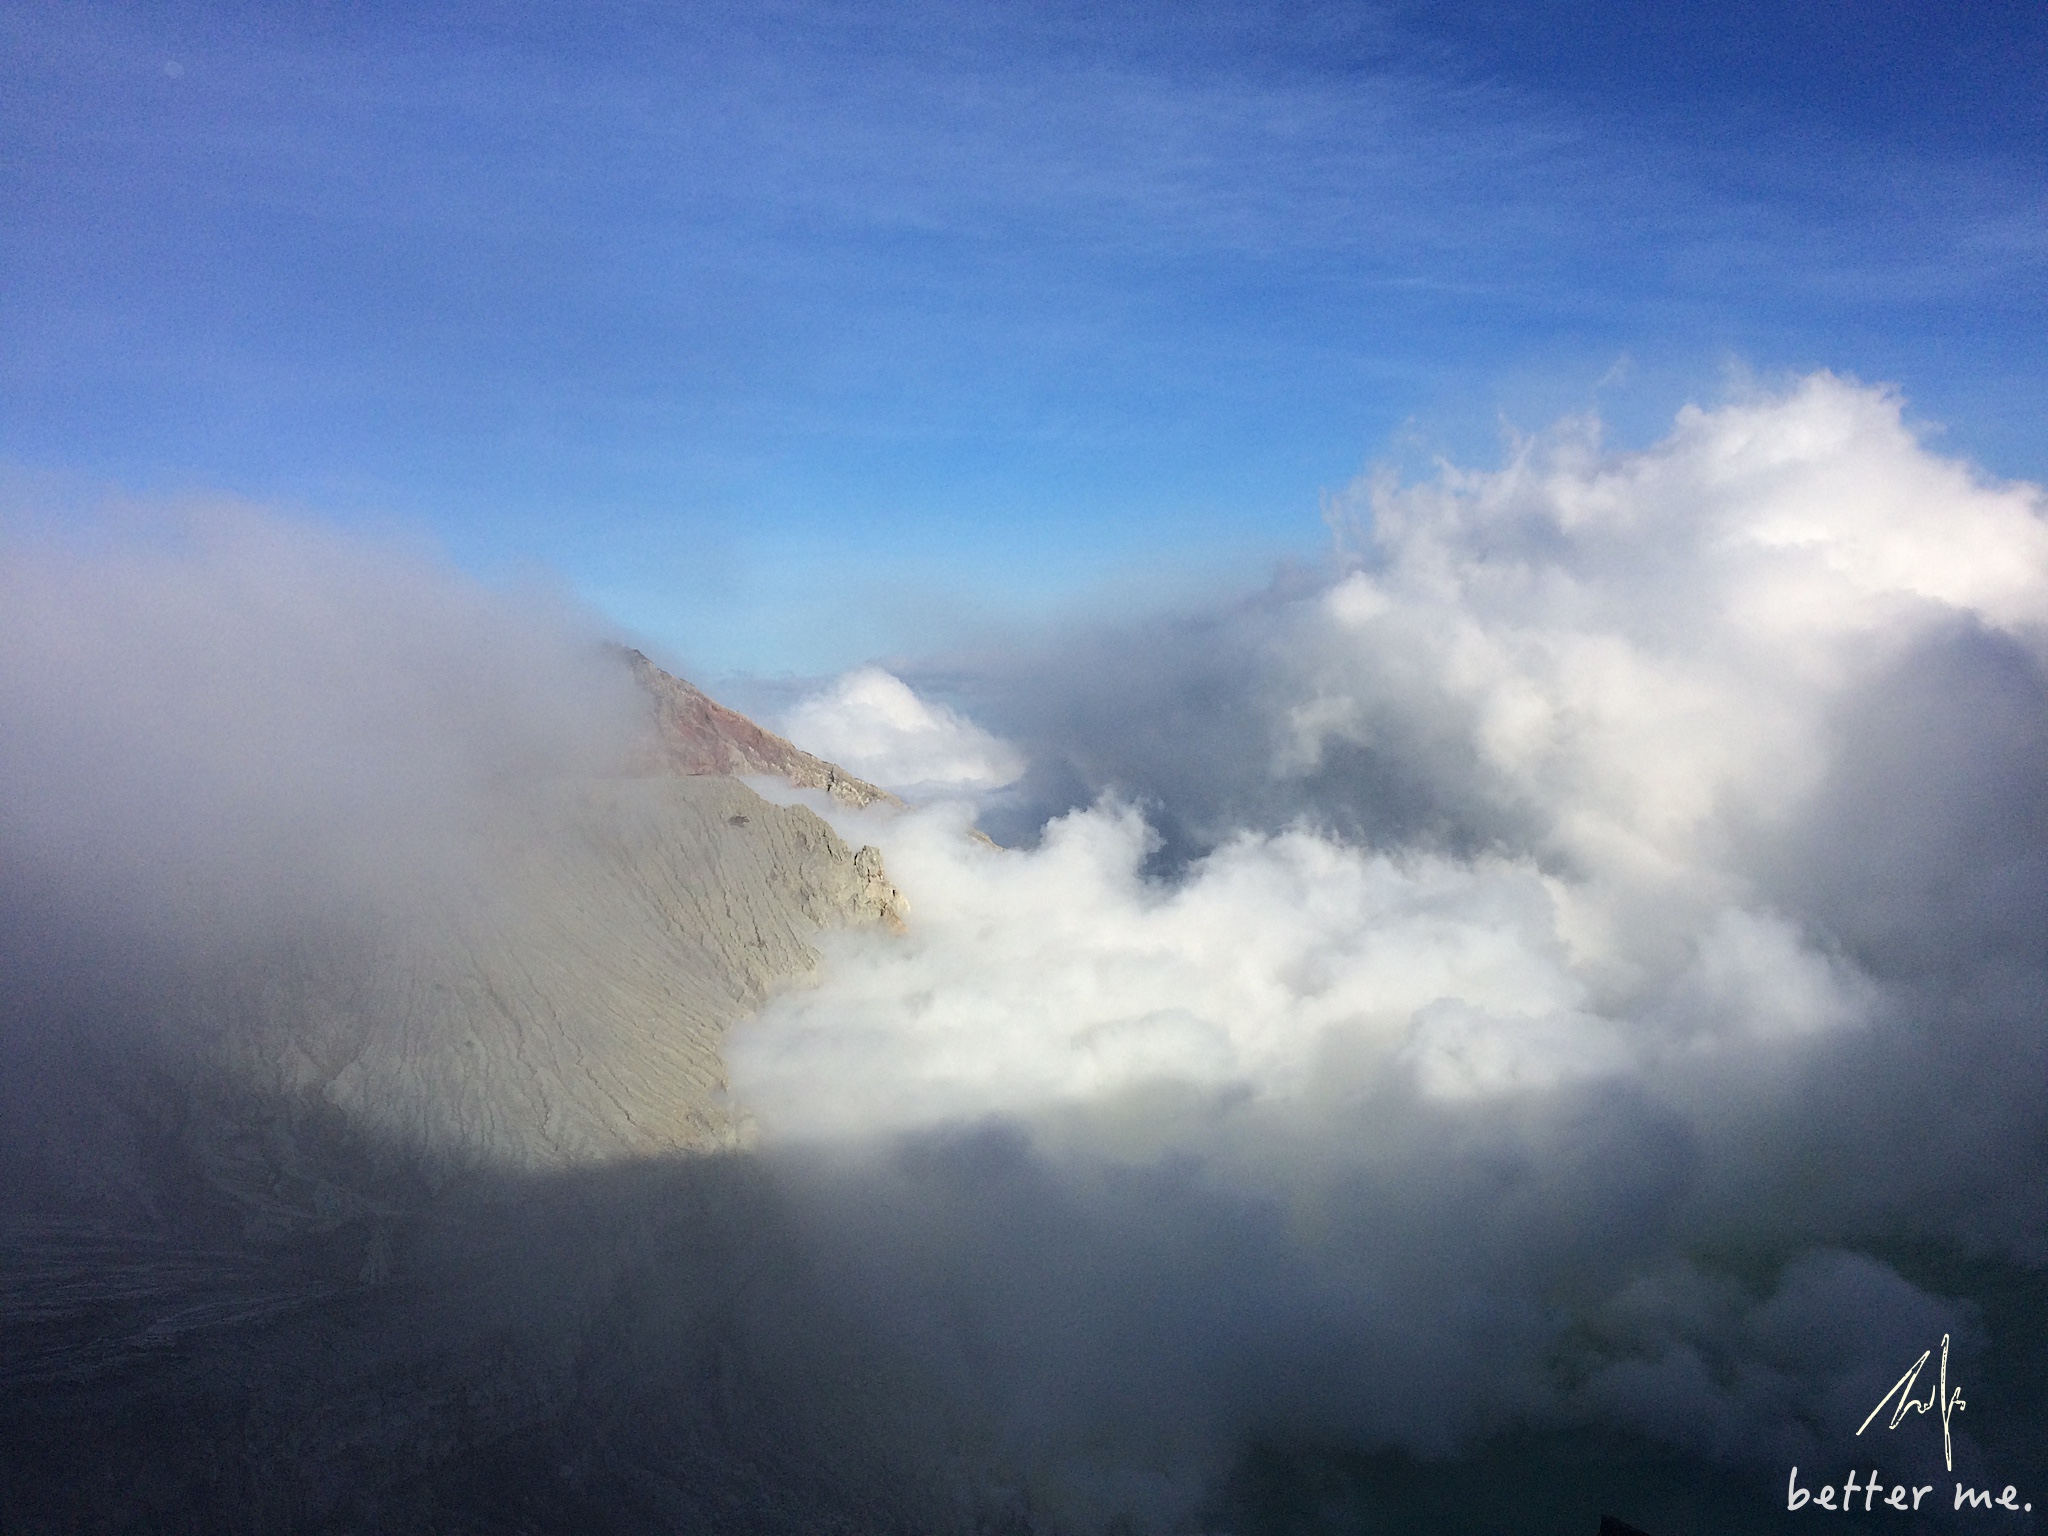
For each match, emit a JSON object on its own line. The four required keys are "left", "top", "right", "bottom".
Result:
{"left": 177, "top": 777, "right": 902, "bottom": 1176}
{"left": 624, "top": 647, "right": 903, "bottom": 808}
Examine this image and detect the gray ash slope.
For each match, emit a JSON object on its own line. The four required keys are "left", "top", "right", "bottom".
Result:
{"left": 199, "top": 775, "right": 904, "bottom": 1172}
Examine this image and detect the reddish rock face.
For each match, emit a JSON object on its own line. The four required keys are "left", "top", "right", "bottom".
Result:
{"left": 622, "top": 648, "right": 902, "bottom": 809}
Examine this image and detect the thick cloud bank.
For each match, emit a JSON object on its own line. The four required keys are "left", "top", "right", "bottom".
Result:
{"left": 729, "top": 375, "right": 2048, "bottom": 1524}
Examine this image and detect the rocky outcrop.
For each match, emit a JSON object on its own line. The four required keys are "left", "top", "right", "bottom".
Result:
{"left": 623, "top": 648, "right": 903, "bottom": 809}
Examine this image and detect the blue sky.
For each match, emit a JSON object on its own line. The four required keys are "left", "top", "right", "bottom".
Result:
{"left": 5, "top": 0, "right": 2045, "bottom": 676}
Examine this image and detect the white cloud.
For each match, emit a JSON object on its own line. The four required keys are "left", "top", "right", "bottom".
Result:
{"left": 780, "top": 666, "right": 1024, "bottom": 794}
{"left": 734, "top": 801, "right": 1650, "bottom": 1134}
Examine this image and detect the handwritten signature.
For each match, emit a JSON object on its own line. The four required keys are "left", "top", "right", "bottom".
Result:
{"left": 1857, "top": 1333, "right": 1966, "bottom": 1472}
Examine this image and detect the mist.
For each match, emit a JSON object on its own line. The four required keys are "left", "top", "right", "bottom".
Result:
{"left": 7, "top": 376, "right": 2048, "bottom": 1532}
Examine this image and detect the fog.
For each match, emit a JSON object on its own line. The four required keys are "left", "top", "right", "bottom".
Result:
{"left": 7, "top": 378, "right": 2048, "bottom": 1532}
{"left": 0, "top": 504, "right": 642, "bottom": 937}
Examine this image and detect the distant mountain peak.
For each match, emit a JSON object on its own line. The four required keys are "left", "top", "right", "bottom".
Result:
{"left": 621, "top": 647, "right": 903, "bottom": 810}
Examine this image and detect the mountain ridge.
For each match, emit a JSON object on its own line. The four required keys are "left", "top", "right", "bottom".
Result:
{"left": 624, "top": 647, "right": 903, "bottom": 810}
